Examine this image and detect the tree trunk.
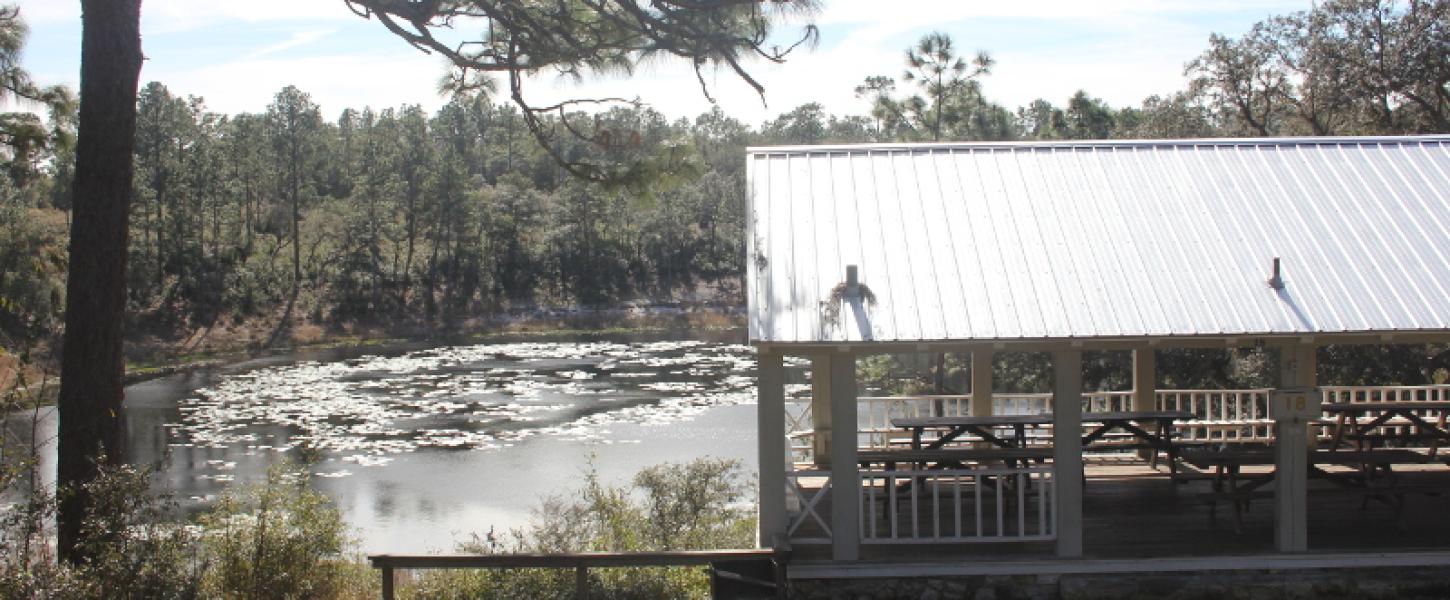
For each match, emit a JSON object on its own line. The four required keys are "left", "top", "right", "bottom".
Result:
{"left": 57, "top": 0, "right": 143, "bottom": 563}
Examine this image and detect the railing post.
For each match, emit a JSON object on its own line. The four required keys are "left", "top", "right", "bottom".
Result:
{"left": 971, "top": 348, "right": 993, "bottom": 417}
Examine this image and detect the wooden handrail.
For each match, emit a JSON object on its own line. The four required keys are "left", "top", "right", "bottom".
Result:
{"left": 368, "top": 548, "right": 788, "bottom": 600}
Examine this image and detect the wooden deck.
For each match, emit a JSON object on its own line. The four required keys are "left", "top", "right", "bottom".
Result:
{"left": 788, "top": 456, "right": 1450, "bottom": 563}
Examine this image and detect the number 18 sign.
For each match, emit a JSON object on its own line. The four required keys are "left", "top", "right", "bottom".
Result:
{"left": 1270, "top": 387, "right": 1321, "bottom": 421}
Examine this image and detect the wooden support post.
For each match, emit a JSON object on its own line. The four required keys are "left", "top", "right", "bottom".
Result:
{"left": 972, "top": 349, "right": 994, "bottom": 416}
{"left": 1052, "top": 350, "right": 1084, "bottom": 557}
{"left": 829, "top": 351, "right": 860, "bottom": 561}
{"left": 575, "top": 565, "right": 589, "bottom": 599}
{"left": 1132, "top": 348, "right": 1158, "bottom": 460}
{"left": 1279, "top": 342, "right": 1318, "bottom": 392}
{"left": 811, "top": 354, "right": 832, "bottom": 467}
{"left": 381, "top": 565, "right": 394, "bottom": 600}
{"left": 1274, "top": 343, "right": 1318, "bottom": 553}
{"left": 1131, "top": 348, "right": 1156, "bottom": 413}
{"left": 757, "top": 351, "right": 788, "bottom": 549}
{"left": 1282, "top": 342, "right": 1319, "bottom": 452}
{"left": 1273, "top": 412, "right": 1309, "bottom": 553}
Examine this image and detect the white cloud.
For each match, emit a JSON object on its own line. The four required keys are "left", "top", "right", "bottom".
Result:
{"left": 240, "top": 28, "right": 338, "bottom": 61}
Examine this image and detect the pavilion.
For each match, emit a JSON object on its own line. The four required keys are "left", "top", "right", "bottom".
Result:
{"left": 747, "top": 135, "right": 1450, "bottom": 571}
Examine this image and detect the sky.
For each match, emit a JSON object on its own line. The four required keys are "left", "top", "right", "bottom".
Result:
{"left": 13, "top": 0, "right": 1313, "bottom": 125}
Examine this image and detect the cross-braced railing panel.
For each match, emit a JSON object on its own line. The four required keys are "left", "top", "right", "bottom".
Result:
{"left": 785, "top": 470, "right": 833, "bottom": 545}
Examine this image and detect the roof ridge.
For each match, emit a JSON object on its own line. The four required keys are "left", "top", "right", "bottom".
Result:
{"left": 747, "top": 135, "right": 1450, "bottom": 155}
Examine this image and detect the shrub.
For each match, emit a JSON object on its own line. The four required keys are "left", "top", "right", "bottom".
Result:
{"left": 68, "top": 464, "right": 204, "bottom": 599}
{"left": 0, "top": 463, "right": 202, "bottom": 600}
{"left": 405, "top": 457, "right": 756, "bottom": 600}
{"left": 196, "top": 462, "right": 367, "bottom": 599}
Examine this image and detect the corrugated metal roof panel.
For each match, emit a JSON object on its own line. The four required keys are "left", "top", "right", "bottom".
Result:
{"left": 746, "top": 136, "right": 1450, "bottom": 344}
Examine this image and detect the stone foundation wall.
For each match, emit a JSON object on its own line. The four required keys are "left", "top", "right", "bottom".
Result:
{"left": 788, "top": 567, "right": 1450, "bottom": 600}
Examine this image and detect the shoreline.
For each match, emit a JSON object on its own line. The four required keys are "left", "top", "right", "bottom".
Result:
{"left": 4, "top": 304, "right": 748, "bottom": 399}
{"left": 121, "top": 305, "right": 748, "bottom": 387}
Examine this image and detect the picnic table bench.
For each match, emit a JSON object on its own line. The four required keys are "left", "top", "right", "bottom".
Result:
{"left": 1179, "top": 448, "right": 1434, "bottom": 533}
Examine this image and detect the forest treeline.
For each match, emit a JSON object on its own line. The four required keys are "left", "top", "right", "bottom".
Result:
{"left": 0, "top": 0, "right": 1446, "bottom": 357}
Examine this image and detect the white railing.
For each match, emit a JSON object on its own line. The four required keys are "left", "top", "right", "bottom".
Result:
{"left": 858, "top": 395, "right": 973, "bottom": 448}
{"left": 1321, "top": 384, "right": 1450, "bottom": 404}
{"left": 859, "top": 465, "right": 1055, "bottom": 544}
{"left": 1319, "top": 385, "right": 1450, "bottom": 441}
{"left": 785, "top": 393, "right": 814, "bottom": 464}
{"left": 786, "top": 386, "right": 1450, "bottom": 459}
{"left": 1156, "top": 389, "right": 1274, "bottom": 442}
{"left": 785, "top": 470, "right": 833, "bottom": 545}
{"left": 1084, "top": 391, "right": 1135, "bottom": 413}
{"left": 993, "top": 392, "right": 1051, "bottom": 415}
{"left": 794, "top": 391, "right": 1162, "bottom": 453}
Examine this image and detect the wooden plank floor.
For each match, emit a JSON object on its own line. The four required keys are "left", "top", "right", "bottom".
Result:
{"left": 788, "top": 457, "right": 1450, "bottom": 562}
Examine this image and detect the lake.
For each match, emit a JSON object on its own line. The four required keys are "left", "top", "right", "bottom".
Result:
{"left": 9, "top": 330, "right": 775, "bottom": 553}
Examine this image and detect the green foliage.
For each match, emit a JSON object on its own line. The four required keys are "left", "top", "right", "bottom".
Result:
{"left": 3, "top": 4, "right": 1449, "bottom": 369}
{"left": 858, "top": 348, "right": 1291, "bottom": 396}
{"left": 0, "top": 198, "right": 65, "bottom": 343}
{"left": 0, "top": 456, "right": 753, "bottom": 600}
{"left": 67, "top": 465, "right": 204, "bottom": 599}
{"left": 345, "top": 0, "right": 819, "bottom": 185}
{"left": 0, "top": 463, "right": 202, "bottom": 600}
{"left": 1188, "top": 0, "right": 1450, "bottom": 136}
{"left": 197, "top": 462, "right": 360, "bottom": 599}
{"left": 406, "top": 458, "right": 755, "bottom": 600}
{"left": 0, "top": 457, "right": 374, "bottom": 600}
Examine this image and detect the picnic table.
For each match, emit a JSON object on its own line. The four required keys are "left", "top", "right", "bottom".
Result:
{"left": 1322, "top": 401, "right": 1450, "bottom": 458}
{"left": 890, "top": 414, "right": 1052, "bottom": 450}
{"left": 1178, "top": 447, "right": 1429, "bottom": 533}
{"left": 1080, "top": 411, "right": 1196, "bottom": 473}
{"left": 857, "top": 447, "right": 1055, "bottom": 469}
{"left": 891, "top": 410, "right": 1195, "bottom": 472}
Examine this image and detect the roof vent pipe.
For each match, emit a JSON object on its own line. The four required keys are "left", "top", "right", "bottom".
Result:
{"left": 1267, "top": 257, "right": 1284, "bottom": 290}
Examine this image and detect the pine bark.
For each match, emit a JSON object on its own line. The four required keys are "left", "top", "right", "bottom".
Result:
{"left": 56, "top": 0, "right": 144, "bottom": 562}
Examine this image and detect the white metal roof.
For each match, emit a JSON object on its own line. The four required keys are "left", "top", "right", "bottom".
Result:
{"left": 745, "top": 136, "right": 1450, "bottom": 345}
